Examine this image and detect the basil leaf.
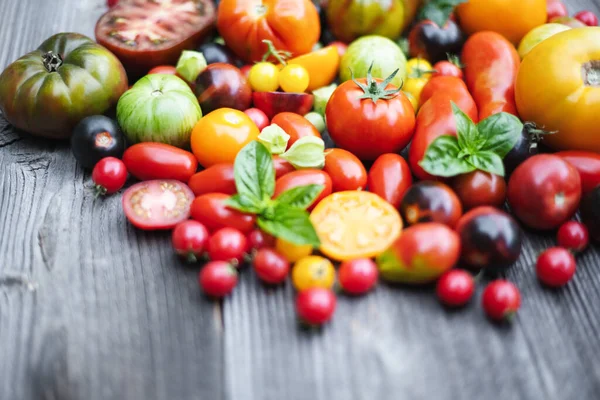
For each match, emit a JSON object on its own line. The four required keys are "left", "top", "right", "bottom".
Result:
{"left": 467, "top": 151, "right": 506, "bottom": 176}
{"left": 224, "top": 194, "right": 263, "bottom": 214}
{"left": 257, "top": 206, "right": 321, "bottom": 246}
{"left": 275, "top": 184, "right": 324, "bottom": 210}
{"left": 452, "top": 102, "right": 481, "bottom": 153}
{"left": 419, "top": 135, "right": 476, "bottom": 177}
{"left": 476, "top": 112, "right": 524, "bottom": 158}
{"left": 233, "top": 141, "right": 275, "bottom": 205}
{"left": 418, "top": 0, "right": 468, "bottom": 27}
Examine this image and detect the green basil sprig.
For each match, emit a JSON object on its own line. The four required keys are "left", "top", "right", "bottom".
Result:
{"left": 419, "top": 102, "right": 523, "bottom": 177}
{"left": 418, "top": 0, "right": 468, "bottom": 27}
{"left": 225, "top": 141, "right": 322, "bottom": 246}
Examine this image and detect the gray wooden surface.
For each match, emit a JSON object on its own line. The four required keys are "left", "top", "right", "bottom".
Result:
{"left": 1, "top": 0, "right": 600, "bottom": 399}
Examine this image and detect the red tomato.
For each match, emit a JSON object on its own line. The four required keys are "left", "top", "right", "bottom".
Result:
{"left": 199, "top": 261, "right": 238, "bottom": 298}
{"left": 188, "top": 164, "right": 236, "bottom": 196}
{"left": 323, "top": 148, "right": 367, "bottom": 192}
{"left": 296, "top": 288, "right": 336, "bottom": 325}
{"left": 557, "top": 221, "right": 589, "bottom": 252}
{"left": 271, "top": 112, "right": 321, "bottom": 149}
{"left": 246, "top": 229, "right": 276, "bottom": 251}
{"left": 123, "top": 143, "right": 198, "bottom": 182}
{"left": 273, "top": 170, "right": 333, "bottom": 211}
{"left": 92, "top": 157, "right": 128, "bottom": 195}
{"left": 148, "top": 65, "right": 178, "bottom": 75}
{"left": 556, "top": 151, "right": 600, "bottom": 195}
{"left": 217, "top": 0, "right": 320, "bottom": 63}
{"left": 122, "top": 180, "right": 194, "bottom": 230}
{"left": 330, "top": 41, "right": 348, "bottom": 57}
{"left": 547, "top": 0, "right": 568, "bottom": 21}
{"left": 253, "top": 248, "right": 290, "bottom": 284}
{"left": 240, "top": 65, "right": 252, "bottom": 79}
{"left": 190, "top": 193, "right": 256, "bottom": 233}
{"left": 536, "top": 247, "right": 576, "bottom": 287}
{"left": 207, "top": 227, "right": 248, "bottom": 264}
{"left": 338, "top": 259, "right": 378, "bottom": 295}
{"left": 273, "top": 155, "right": 296, "bottom": 179}
{"left": 436, "top": 270, "right": 475, "bottom": 307}
{"left": 325, "top": 76, "right": 416, "bottom": 160}
{"left": 367, "top": 154, "right": 412, "bottom": 209}
{"left": 432, "top": 61, "right": 463, "bottom": 79}
{"left": 507, "top": 155, "right": 581, "bottom": 230}
{"left": 462, "top": 31, "right": 520, "bottom": 120}
{"left": 575, "top": 10, "right": 598, "bottom": 26}
{"left": 172, "top": 220, "right": 210, "bottom": 262}
{"left": 244, "top": 108, "right": 270, "bottom": 131}
{"left": 452, "top": 171, "right": 506, "bottom": 210}
{"left": 482, "top": 280, "right": 521, "bottom": 322}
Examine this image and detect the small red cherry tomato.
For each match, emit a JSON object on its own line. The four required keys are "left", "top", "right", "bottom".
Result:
{"left": 452, "top": 171, "right": 506, "bottom": 210}
{"left": 400, "top": 181, "right": 463, "bottom": 228}
{"left": 244, "top": 108, "right": 270, "bottom": 131}
{"left": 273, "top": 170, "right": 333, "bottom": 211}
{"left": 123, "top": 143, "right": 198, "bottom": 183}
{"left": 338, "top": 259, "right": 378, "bottom": 295}
{"left": 92, "top": 157, "right": 127, "bottom": 195}
{"left": 536, "top": 247, "right": 576, "bottom": 287}
{"left": 330, "top": 41, "right": 348, "bottom": 57}
{"left": 253, "top": 248, "right": 290, "bottom": 284}
{"left": 107, "top": 0, "right": 119, "bottom": 8}
{"left": 171, "top": 220, "right": 210, "bottom": 262}
{"left": 574, "top": 10, "right": 598, "bottom": 26}
{"left": 273, "top": 155, "right": 296, "bottom": 179}
{"left": 296, "top": 288, "right": 337, "bottom": 326}
{"left": 557, "top": 221, "right": 589, "bottom": 253}
{"left": 207, "top": 227, "right": 248, "bottom": 264}
{"left": 323, "top": 148, "right": 367, "bottom": 192}
{"left": 367, "top": 154, "right": 412, "bottom": 209}
{"left": 190, "top": 193, "right": 256, "bottom": 233}
{"left": 547, "top": 0, "right": 568, "bottom": 21}
{"left": 147, "top": 65, "right": 177, "bottom": 75}
{"left": 199, "top": 261, "right": 238, "bottom": 298}
{"left": 188, "top": 163, "right": 236, "bottom": 196}
{"left": 432, "top": 61, "right": 463, "bottom": 79}
{"left": 246, "top": 229, "right": 276, "bottom": 252}
{"left": 482, "top": 280, "right": 521, "bottom": 322}
{"left": 436, "top": 269, "right": 475, "bottom": 307}
{"left": 556, "top": 151, "right": 600, "bottom": 195}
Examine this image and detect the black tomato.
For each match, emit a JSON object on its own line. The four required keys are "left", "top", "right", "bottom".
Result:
{"left": 580, "top": 186, "right": 600, "bottom": 243}
{"left": 455, "top": 207, "right": 522, "bottom": 272}
{"left": 408, "top": 19, "right": 466, "bottom": 63}
{"left": 400, "top": 181, "right": 463, "bottom": 228}
{"left": 504, "top": 122, "right": 554, "bottom": 176}
{"left": 194, "top": 63, "right": 252, "bottom": 113}
{"left": 196, "top": 42, "right": 238, "bottom": 65}
{"left": 71, "top": 115, "right": 126, "bottom": 169}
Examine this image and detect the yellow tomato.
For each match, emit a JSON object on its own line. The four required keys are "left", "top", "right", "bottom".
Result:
{"left": 292, "top": 256, "right": 336, "bottom": 291}
{"left": 248, "top": 62, "right": 280, "bottom": 92}
{"left": 516, "top": 27, "right": 600, "bottom": 152}
{"left": 518, "top": 23, "right": 570, "bottom": 59}
{"left": 275, "top": 238, "right": 313, "bottom": 263}
{"left": 403, "top": 58, "right": 433, "bottom": 106}
{"left": 457, "top": 0, "right": 547, "bottom": 44}
{"left": 279, "top": 64, "right": 310, "bottom": 93}
{"left": 403, "top": 91, "right": 419, "bottom": 113}
{"left": 286, "top": 45, "right": 340, "bottom": 92}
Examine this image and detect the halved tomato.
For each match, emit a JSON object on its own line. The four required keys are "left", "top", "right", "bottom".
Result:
{"left": 310, "top": 191, "right": 403, "bottom": 261}
{"left": 95, "top": 0, "right": 216, "bottom": 76}
{"left": 285, "top": 45, "right": 340, "bottom": 92}
{"left": 122, "top": 180, "right": 195, "bottom": 230}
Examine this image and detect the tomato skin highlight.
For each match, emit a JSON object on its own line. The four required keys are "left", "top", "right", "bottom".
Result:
{"left": 323, "top": 149, "right": 367, "bottom": 192}
{"left": 367, "top": 154, "right": 412, "bottom": 209}
{"left": 190, "top": 193, "right": 256, "bottom": 234}
{"left": 555, "top": 151, "right": 600, "bottom": 196}
{"left": 462, "top": 31, "right": 520, "bottom": 120}
{"left": 274, "top": 170, "right": 332, "bottom": 211}
{"left": 271, "top": 112, "right": 321, "bottom": 149}
{"left": 123, "top": 143, "right": 198, "bottom": 183}
{"left": 188, "top": 163, "right": 236, "bottom": 196}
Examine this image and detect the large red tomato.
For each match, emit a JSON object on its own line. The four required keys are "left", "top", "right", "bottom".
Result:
{"left": 217, "top": 0, "right": 320, "bottom": 63}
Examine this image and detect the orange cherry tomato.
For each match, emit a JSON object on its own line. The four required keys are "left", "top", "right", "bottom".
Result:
{"left": 271, "top": 112, "right": 321, "bottom": 149}
{"left": 323, "top": 148, "right": 368, "bottom": 192}
{"left": 367, "top": 154, "right": 412, "bottom": 209}
{"left": 285, "top": 45, "right": 340, "bottom": 91}
{"left": 188, "top": 163, "right": 236, "bottom": 196}
{"left": 191, "top": 108, "right": 259, "bottom": 168}
{"left": 273, "top": 170, "right": 333, "bottom": 211}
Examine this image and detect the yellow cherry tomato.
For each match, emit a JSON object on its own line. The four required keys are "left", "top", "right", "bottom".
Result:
{"left": 275, "top": 238, "right": 313, "bottom": 263}
{"left": 403, "top": 91, "right": 419, "bottom": 113}
{"left": 248, "top": 62, "right": 280, "bottom": 92}
{"left": 279, "top": 64, "right": 310, "bottom": 93}
{"left": 403, "top": 58, "right": 434, "bottom": 106}
{"left": 292, "top": 256, "right": 336, "bottom": 291}
{"left": 286, "top": 45, "right": 340, "bottom": 91}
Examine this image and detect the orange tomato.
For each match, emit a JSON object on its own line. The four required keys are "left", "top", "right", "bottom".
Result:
{"left": 457, "top": 0, "right": 547, "bottom": 44}
{"left": 286, "top": 45, "right": 340, "bottom": 92}
{"left": 191, "top": 108, "right": 259, "bottom": 168}
{"left": 216, "top": 0, "right": 320, "bottom": 63}
{"left": 310, "top": 191, "right": 403, "bottom": 261}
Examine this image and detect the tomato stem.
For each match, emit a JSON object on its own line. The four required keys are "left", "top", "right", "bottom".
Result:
{"left": 42, "top": 51, "right": 63, "bottom": 72}
{"left": 522, "top": 122, "right": 556, "bottom": 152}
{"left": 261, "top": 39, "right": 291, "bottom": 66}
{"left": 351, "top": 63, "right": 402, "bottom": 103}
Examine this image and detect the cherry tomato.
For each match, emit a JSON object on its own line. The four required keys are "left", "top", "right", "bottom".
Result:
{"left": 191, "top": 108, "right": 260, "bottom": 168}
{"left": 188, "top": 164, "right": 236, "bottom": 197}
{"left": 400, "top": 181, "right": 463, "bottom": 228}
{"left": 285, "top": 45, "right": 340, "bottom": 91}
{"left": 323, "top": 149, "right": 367, "bottom": 192}
{"left": 367, "top": 154, "right": 412, "bottom": 209}
{"left": 248, "top": 62, "right": 280, "bottom": 92}
{"left": 275, "top": 238, "right": 313, "bottom": 263}
{"left": 195, "top": 63, "right": 252, "bottom": 113}
{"left": 123, "top": 143, "right": 198, "bottom": 182}
{"left": 536, "top": 247, "right": 576, "bottom": 287}
{"left": 199, "top": 261, "right": 238, "bottom": 298}
{"left": 273, "top": 170, "right": 332, "bottom": 211}
{"left": 122, "top": 180, "right": 194, "bottom": 230}
{"left": 408, "top": 20, "right": 466, "bottom": 64}
{"left": 296, "top": 288, "right": 336, "bottom": 325}
{"left": 92, "top": 157, "right": 127, "bottom": 195}
{"left": 171, "top": 220, "right": 209, "bottom": 262}
{"left": 279, "top": 64, "right": 310, "bottom": 93}
{"left": 207, "top": 228, "right": 248, "bottom": 264}
{"left": 147, "top": 65, "right": 177, "bottom": 75}
{"left": 556, "top": 151, "right": 600, "bottom": 195}
{"left": 482, "top": 280, "right": 521, "bottom": 322}
{"left": 404, "top": 58, "right": 435, "bottom": 106}
{"left": 452, "top": 171, "right": 506, "bottom": 210}
{"left": 244, "top": 108, "right": 270, "bottom": 131}
{"left": 253, "top": 248, "right": 290, "bottom": 284}
{"left": 338, "top": 259, "right": 378, "bottom": 295}
{"left": 292, "top": 256, "right": 335, "bottom": 291}
{"left": 190, "top": 193, "right": 256, "bottom": 234}
{"left": 557, "top": 221, "right": 589, "bottom": 252}
{"left": 330, "top": 41, "right": 347, "bottom": 57}
{"left": 575, "top": 10, "right": 598, "bottom": 26}
{"left": 507, "top": 155, "right": 581, "bottom": 230}
{"left": 432, "top": 60, "right": 463, "bottom": 79}
{"left": 546, "top": 0, "right": 568, "bottom": 21}
{"left": 272, "top": 155, "right": 296, "bottom": 179}
{"left": 436, "top": 270, "right": 475, "bottom": 307}
{"left": 271, "top": 112, "right": 321, "bottom": 149}
{"left": 107, "top": 0, "right": 119, "bottom": 8}
{"left": 247, "top": 229, "right": 276, "bottom": 252}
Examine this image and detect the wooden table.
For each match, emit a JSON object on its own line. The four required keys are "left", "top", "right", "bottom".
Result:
{"left": 1, "top": 1, "right": 600, "bottom": 399}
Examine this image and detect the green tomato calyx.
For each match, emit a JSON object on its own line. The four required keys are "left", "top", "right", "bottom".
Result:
{"left": 42, "top": 51, "right": 62, "bottom": 73}
{"left": 351, "top": 63, "right": 402, "bottom": 103}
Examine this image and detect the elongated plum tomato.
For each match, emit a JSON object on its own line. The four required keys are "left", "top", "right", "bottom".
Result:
{"left": 191, "top": 108, "right": 260, "bottom": 168}
{"left": 508, "top": 155, "right": 581, "bottom": 230}
{"left": 95, "top": 0, "right": 216, "bottom": 76}
{"left": 188, "top": 163, "right": 236, "bottom": 196}
{"left": 271, "top": 112, "right": 321, "bottom": 149}
{"left": 194, "top": 63, "right": 252, "bottom": 114}
{"left": 190, "top": 193, "right": 256, "bottom": 234}
{"left": 122, "top": 180, "right": 194, "bottom": 230}
{"left": 400, "top": 181, "right": 463, "bottom": 228}
{"left": 272, "top": 156, "right": 295, "bottom": 179}
{"left": 123, "top": 143, "right": 198, "bottom": 183}
{"left": 323, "top": 149, "right": 367, "bottom": 192}
{"left": 376, "top": 223, "right": 460, "bottom": 284}
{"left": 274, "top": 170, "right": 332, "bottom": 211}
{"left": 367, "top": 154, "right": 412, "bottom": 209}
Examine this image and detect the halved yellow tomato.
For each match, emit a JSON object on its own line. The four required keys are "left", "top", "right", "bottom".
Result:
{"left": 310, "top": 191, "right": 403, "bottom": 261}
{"left": 284, "top": 45, "right": 340, "bottom": 92}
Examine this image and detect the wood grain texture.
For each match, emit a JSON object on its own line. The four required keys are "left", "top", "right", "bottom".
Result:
{"left": 1, "top": 1, "right": 600, "bottom": 400}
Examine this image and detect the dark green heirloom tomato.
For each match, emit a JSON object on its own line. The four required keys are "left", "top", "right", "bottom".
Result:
{"left": 0, "top": 32, "right": 128, "bottom": 139}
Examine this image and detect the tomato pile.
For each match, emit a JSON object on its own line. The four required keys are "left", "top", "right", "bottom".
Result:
{"left": 2, "top": 0, "right": 600, "bottom": 327}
